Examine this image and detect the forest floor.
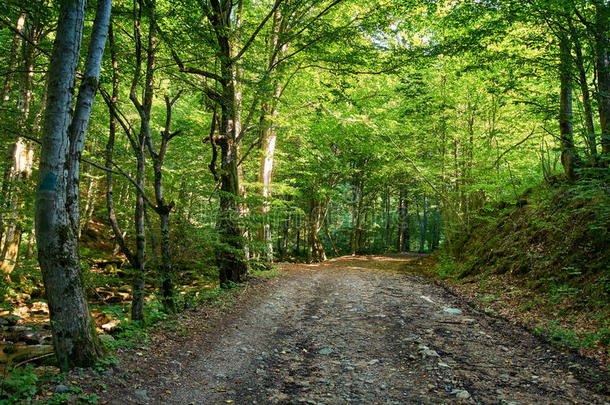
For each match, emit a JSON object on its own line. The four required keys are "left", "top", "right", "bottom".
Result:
{"left": 73, "top": 255, "right": 608, "bottom": 404}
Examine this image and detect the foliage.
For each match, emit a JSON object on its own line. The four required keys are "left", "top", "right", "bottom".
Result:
{"left": 0, "top": 366, "right": 38, "bottom": 404}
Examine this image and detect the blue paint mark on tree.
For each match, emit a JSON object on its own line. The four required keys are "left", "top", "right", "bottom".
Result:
{"left": 39, "top": 172, "right": 57, "bottom": 192}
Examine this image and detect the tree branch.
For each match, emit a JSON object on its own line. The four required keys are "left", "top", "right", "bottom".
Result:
{"left": 234, "top": 0, "right": 284, "bottom": 61}
{"left": 492, "top": 127, "right": 537, "bottom": 168}
{"left": 83, "top": 158, "right": 156, "bottom": 209}
{"left": 238, "top": 136, "right": 262, "bottom": 167}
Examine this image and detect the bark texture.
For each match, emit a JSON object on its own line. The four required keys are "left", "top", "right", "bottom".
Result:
{"left": 595, "top": 3, "right": 610, "bottom": 158}
{"left": 35, "top": 0, "right": 111, "bottom": 370}
{"left": 558, "top": 33, "right": 579, "bottom": 180}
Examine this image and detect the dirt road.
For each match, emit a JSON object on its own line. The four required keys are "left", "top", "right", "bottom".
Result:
{"left": 102, "top": 256, "right": 608, "bottom": 404}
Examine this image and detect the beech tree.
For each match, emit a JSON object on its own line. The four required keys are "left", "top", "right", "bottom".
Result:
{"left": 35, "top": 0, "right": 111, "bottom": 369}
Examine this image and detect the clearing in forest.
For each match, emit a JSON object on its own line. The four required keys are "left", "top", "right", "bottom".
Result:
{"left": 98, "top": 256, "right": 608, "bottom": 404}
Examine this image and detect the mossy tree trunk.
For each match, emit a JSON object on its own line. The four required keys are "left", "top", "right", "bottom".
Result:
{"left": 307, "top": 197, "right": 327, "bottom": 263}
{"left": 558, "top": 31, "right": 580, "bottom": 180}
{"left": 35, "top": 0, "right": 111, "bottom": 370}
{"left": 595, "top": 2, "right": 610, "bottom": 159}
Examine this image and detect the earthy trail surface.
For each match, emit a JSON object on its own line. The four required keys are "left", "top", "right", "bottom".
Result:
{"left": 100, "top": 256, "right": 608, "bottom": 404}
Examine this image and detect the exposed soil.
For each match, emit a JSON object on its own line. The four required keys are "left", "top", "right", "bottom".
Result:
{"left": 86, "top": 255, "right": 608, "bottom": 404}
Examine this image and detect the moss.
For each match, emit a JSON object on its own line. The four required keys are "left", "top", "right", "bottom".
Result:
{"left": 440, "top": 179, "right": 610, "bottom": 357}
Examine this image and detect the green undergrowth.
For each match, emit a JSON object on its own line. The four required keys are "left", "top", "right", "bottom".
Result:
{"left": 436, "top": 177, "right": 610, "bottom": 360}
{"left": 0, "top": 250, "right": 280, "bottom": 404}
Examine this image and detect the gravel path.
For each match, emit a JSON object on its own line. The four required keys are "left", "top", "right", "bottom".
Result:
{"left": 103, "top": 255, "right": 609, "bottom": 404}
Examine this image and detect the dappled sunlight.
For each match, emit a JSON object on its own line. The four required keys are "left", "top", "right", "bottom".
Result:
{"left": 0, "top": 0, "right": 607, "bottom": 401}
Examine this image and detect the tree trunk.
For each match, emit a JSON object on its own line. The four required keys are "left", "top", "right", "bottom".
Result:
{"left": 0, "top": 18, "right": 36, "bottom": 275}
{"left": 417, "top": 194, "right": 428, "bottom": 253}
{"left": 571, "top": 24, "right": 597, "bottom": 157}
{"left": 206, "top": 0, "right": 249, "bottom": 287}
{"left": 280, "top": 212, "right": 289, "bottom": 260}
{"left": 295, "top": 220, "right": 300, "bottom": 257}
{"left": 217, "top": 135, "right": 248, "bottom": 285}
{"left": 128, "top": 0, "right": 158, "bottom": 320}
{"left": 232, "top": 2, "right": 251, "bottom": 266}
{"left": 257, "top": 98, "right": 277, "bottom": 262}
{"left": 159, "top": 210, "right": 173, "bottom": 309}
{"left": 257, "top": 6, "right": 288, "bottom": 263}
{"left": 384, "top": 186, "right": 390, "bottom": 249}
{"left": 1, "top": 12, "right": 26, "bottom": 103}
{"left": 35, "top": 0, "right": 111, "bottom": 370}
{"left": 132, "top": 154, "right": 146, "bottom": 320}
{"left": 397, "top": 188, "right": 410, "bottom": 252}
{"left": 324, "top": 212, "right": 339, "bottom": 257}
{"left": 351, "top": 182, "right": 363, "bottom": 255}
{"left": 307, "top": 198, "right": 326, "bottom": 263}
{"left": 596, "top": 2, "right": 610, "bottom": 158}
{"left": 217, "top": 65, "right": 248, "bottom": 285}
{"left": 78, "top": 170, "right": 98, "bottom": 239}
{"left": 105, "top": 21, "right": 138, "bottom": 272}
{"left": 559, "top": 32, "right": 579, "bottom": 180}
{"left": 147, "top": 94, "right": 181, "bottom": 313}
{"left": 397, "top": 188, "right": 404, "bottom": 252}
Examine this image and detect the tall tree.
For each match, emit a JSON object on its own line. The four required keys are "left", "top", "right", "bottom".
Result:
{"left": 558, "top": 30, "right": 579, "bottom": 180}
{"left": 166, "top": 0, "right": 283, "bottom": 286}
{"left": 35, "top": 0, "right": 111, "bottom": 370}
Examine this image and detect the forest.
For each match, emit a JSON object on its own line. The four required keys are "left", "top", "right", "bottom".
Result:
{"left": 0, "top": 0, "right": 609, "bottom": 403}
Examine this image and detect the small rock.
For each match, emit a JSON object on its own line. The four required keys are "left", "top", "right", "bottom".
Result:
{"left": 443, "top": 308, "right": 462, "bottom": 315}
{"left": 54, "top": 384, "right": 70, "bottom": 394}
{"left": 99, "top": 334, "right": 115, "bottom": 344}
{"left": 30, "top": 301, "right": 49, "bottom": 314}
{"left": 438, "top": 362, "right": 450, "bottom": 368}
{"left": 318, "top": 348, "right": 333, "bottom": 355}
{"left": 0, "top": 315, "right": 21, "bottom": 326}
{"left": 368, "top": 359, "right": 379, "bottom": 365}
{"left": 456, "top": 390, "right": 470, "bottom": 399}
{"left": 421, "top": 349, "right": 439, "bottom": 357}
{"left": 134, "top": 389, "right": 149, "bottom": 401}
{"left": 216, "top": 373, "right": 227, "bottom": 379}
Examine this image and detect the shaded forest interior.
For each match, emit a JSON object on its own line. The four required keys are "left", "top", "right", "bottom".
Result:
{"left": 0, "top": 0, "right": 608, "bottom": 400}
